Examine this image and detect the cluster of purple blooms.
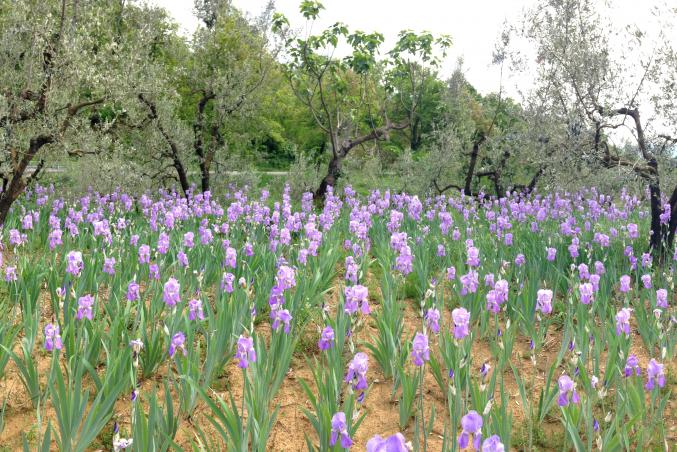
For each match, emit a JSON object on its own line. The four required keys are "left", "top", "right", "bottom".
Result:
{"left": 318, "top": 326, "right": 335, "bottom": 351}
{"left": 345, "top": 352, "right": 369, "bottom": 402}
{"left": 44, "top": 323, "right": 63, "bottom": 352}
{"left": 390, "top": 232, "right": 413, "bottom": 275}
{"left": 344, "top": 284, "right": 370, "bottom": 315}
{"left": 236, "top": 335, "right": 257, "bottom": 369}
{"left": 456, "top": 411, "right": 506, "bottom": 451}
{"left": 268, "top": 264, "right": 296, "bottom": 334}
{"left": 3, "top": 182, "right": 674, "bottom": 450}
{"left": 452, "top": 307, "right": 470, "bottom": 340}
{"left": 623, "top": 354, "right": 666, "bottom": 390}
{"left": 485, "top": 278, "right": 509, "bottom": 313}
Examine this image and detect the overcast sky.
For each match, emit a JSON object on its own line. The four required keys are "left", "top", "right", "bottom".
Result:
{"left": 150, "top": 0, "right": 536, "bottom": 95}
{"left": 150, "top": 0, "right": 674, "bottom": 100}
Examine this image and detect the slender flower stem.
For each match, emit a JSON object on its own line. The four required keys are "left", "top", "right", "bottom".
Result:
{"left": 242, "top": 367, "right": 248, "bottom": 448}
{"left": 418, "top": 364, "right": 427, "bottom": 451}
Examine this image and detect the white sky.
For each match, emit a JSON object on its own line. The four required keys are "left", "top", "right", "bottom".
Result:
{"left": 233, "top": 0, "right": 541, "bottom": 96}
{"left": 150, "top": 0, "right": 675, "bottom": 103}
{"left": 150, "top": 0, "right": 537, "bottom": 95}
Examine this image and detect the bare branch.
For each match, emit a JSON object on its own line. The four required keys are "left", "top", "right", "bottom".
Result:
{"left": 339, "top": 121, "right": 409, "bottom": 156}
{"left": 59, "top": 98, "right": 104, "bottom": 134}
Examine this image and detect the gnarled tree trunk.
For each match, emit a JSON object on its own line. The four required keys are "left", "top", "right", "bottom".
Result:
{"left": 315, "top": 155, "right": 341, "bottom": 199}
{"left": 314, "top": 121, "right": 408, "bottom": 199}
{"left": 139, "top": 94, "right": 190, "bottom": 197}
{"left": 193, "top": 92, "right": 216, "bottom": 193}
{"left": 0, "top": 135, "right": 53, "bottom": 226}
{"left": 596, "top": 108, "right": 672, "bottom": 261}
{"left": 647, "top": 175, "right": 663, "bottom": 253}
{"left": 463, "top": 134, "right": 486, "bottom": 196}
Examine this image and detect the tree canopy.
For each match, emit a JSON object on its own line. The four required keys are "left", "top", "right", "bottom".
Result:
{"left": 0, "top": 0, "right": 675, "bottom": 250}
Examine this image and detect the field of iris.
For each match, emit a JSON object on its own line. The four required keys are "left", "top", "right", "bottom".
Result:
{"left": 0, "top": 184, "right": 674, "bottom": 451}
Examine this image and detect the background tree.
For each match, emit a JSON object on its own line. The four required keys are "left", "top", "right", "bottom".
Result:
{"left": 514, "top": 0, "right": 677, "bottom": 257}
{"left": 129, "top": 0, "right": 278, "bottom": 195}
{"left": 0, "top": 0, "right": 163, "bottom": 224}
{"left": 274, "top": 1, "right": 450, "bottom": 198}
{"left": 385, "top": 35, "right": 448, "bottom": 152}
{"left": 429, "top": 61, "right": 537, "bottom": 198}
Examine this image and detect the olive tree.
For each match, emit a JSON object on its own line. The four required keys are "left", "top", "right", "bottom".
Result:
{"left": 0, "top": 0, "right": 181, "bottom": 222}
{"left": 516, "top": 0, "right": 677, "bottom": 257}
{"left": 129, "top": 0, "right": 278, "bottom": 196}
{"left": 428, "top": 60, "right": 540, "bottom": 199}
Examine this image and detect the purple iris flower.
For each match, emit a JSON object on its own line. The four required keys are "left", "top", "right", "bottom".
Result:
{"left": 645, "top": 359, "right": 665, "bottom": 390}
{"left": 44, "top": 323, "right": 63, "bottom": 352}
{"left": 318, "top": 326, "right": 335, "bottom": 351}
{"left": 425, "top": 308, "right": 440, "bottom": 333}
{"left": 76, "top": 294, "right": 95, "bottom": 320}
{"left": 458, "top": 410, "right": 483, "bottom": 450}
{"left": 656, "top": 289, "right": 668, "bottom": 308}
{"left": 366, "top": 432, "right": 408, "bottom": 452}
{"left": 163, "top": 277, "right": 181, "bottom": 307}
{"left": 619, "top": 275, "right": 631, "bottom": 293}
{"left": 66, "top": 251, "right": 84, "bottom": 276}
{"left": 482, "top": 435, "right": 505, "bottom": 452}
{"left": 546, "top": 247, "right": 557, "bottom": 261}
{"left": 578, "top": 283, "right": 594, "bottom": 304}
{"left": 127, "top": 281, "right": 140, "bottom": 302}
{"left": 557, "top": 375, "right": 580, "bottom": 407}
{"left": 345, "top": 352, "right": 369, "bottom": 392}
{"left": 103, "top": 257, "right": 116, "bottom": 275}
{"left": 271, "top": 308, "right": 292, "bottom": 334}
{"left": 344, "top": 285, "right": 369, "bottom": 315}
{"left": 536, "top": 289, "right": 553, "bottom": 314}
{"left": 624, "top": 354, "right": 641, "bottom": 377}
{"left": 188, "top": 298, "right": 205, "bottom": 320}
{"left": 330, "top": 412, "right": 353, "bottom": 448}
{"left": 169, "top": 332, "right": 186, "bottom": 357}
{"left": 138, "top": 244, "right": 151, "bottom": 264}
{"left": 411, "top": 332, "right": 430, "bottom": 366}
{"left": 235, "top": 335, "right": 256, "bottom": 368}
{"left": 452, "top": 307, "right": 470, "bottom": 339}
{"left": 615, "top": 308, "right": 632, "bottom": 336}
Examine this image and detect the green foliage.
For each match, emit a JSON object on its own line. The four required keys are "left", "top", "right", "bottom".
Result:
{"left": 50, "top": 354, "right": 127, "bottom": 452}
{"left": 1, "top": 0, "right": 673, "bottom": 205}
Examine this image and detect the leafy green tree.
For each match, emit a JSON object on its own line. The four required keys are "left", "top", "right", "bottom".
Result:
{"left": 387, "top": 61, "right": 446, "bottom": 152}
{"left": 251, "top": 66, "right": 326, "bottom": 169}
{"left": 274, "top": 1, "right": 450, "bottom": 198}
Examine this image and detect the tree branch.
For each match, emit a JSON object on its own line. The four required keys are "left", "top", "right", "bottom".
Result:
{"left": 59, "top": 98, "right": 105, "bottom": 134}
{"left": 433, "top": 178, "right": 462, "bottom": 195}
{"left": 138, "top": 93, "right": 190, "bottom": 196}
{"left": 25, "top": 158, "right": 45, "bottom": 186}
{"left": 339, "top": 121, "right": 408, "bottom": 156}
